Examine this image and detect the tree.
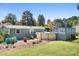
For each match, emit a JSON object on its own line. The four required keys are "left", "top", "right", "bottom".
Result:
{"left": 2, "top": 13, "right": 17, "bottom": 25}
{"left": 54, "top": 19, "right": 64, "bottom": 27}
{"left": 16, "top": 21, "right": 22, "bottom": 25}
{"left": 53, "top": 16, "right": 79, "bottom": 27}
{"left": 21, "top": 10, "right": 34, "bottom": 26}
{"left": 47, "top": 19, "right": 56, "bottom": 30}
{"left": 20, "top": 20, "right": 27, "bottom": 25}
{"left": 38, "top": 14, "right": 45, "bottom": 26}
{"left": 77, "top": 5, "right": 79, "bottom": 10}
{"left": 67, "top": 16, "right": 79, "bottom": 27}
{"left": 32, "top": 19, "right": 37, "bottom": 26}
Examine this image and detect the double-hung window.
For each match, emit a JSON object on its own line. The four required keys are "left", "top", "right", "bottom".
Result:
{"left": 16, "top": 29, "right": 21, "bottom": 34}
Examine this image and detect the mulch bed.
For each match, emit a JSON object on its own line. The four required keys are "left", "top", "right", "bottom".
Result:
{"left": 0, "top": 39, "right": 49, "bottom": 52}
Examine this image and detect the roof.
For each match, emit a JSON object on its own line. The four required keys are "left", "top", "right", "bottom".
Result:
{"left": 53, "top": 27, "right": 75, "bottom": 29}
{"left": 1, "top": 25, "right": 45, "bottom": 29}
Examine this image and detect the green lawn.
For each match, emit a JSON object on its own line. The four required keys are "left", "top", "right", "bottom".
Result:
{"left": 0, "top": 41, "right": 79, "bottom": 56}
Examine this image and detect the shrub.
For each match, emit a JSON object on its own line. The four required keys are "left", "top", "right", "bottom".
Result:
{"left": 32, "top": 42, "right": 36, "bottom": 44}
{"left": 0, "top": 35, "right": 4, "bottom": 43}
{"left": 6, "top": 46, "right": 8, "bottom": 48}
{"left": 11, "top": 40, "right": 15, "bottom": 44}
{"left": 13, "top": 46, "right": 16, "bottom": 48}
{"left": 23, "top": 37, "right": 27, "bottom": 42}
{"left": 45, "top": 27, "right": 50, "bottom": 32}
{"left": 24, "top": 39, "right": 27, "bottom": 42}
{"left": 0, "top": 31, "right": 7, "bottom": 43}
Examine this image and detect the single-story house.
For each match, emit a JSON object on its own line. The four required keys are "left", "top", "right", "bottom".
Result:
{"left": 73, "top": 25, "right": 79, "bottom": 39}
{"left": 0, "top": 24, "right": 45, "bottom": 40}
{"left": 52, "top": 27, "right": 75, "bottom": 40}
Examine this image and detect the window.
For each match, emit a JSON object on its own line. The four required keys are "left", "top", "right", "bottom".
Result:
{"left": 60, "top": 29, "right": 64, "bottom": 32}
{"left": 16, "top": 29, "right": 21, "bottom": 34}
{"left": 4, "top": 29, "right": 10, "bottom": 34}
{"left": 30, "top": 29, "right": 34, "bottom": 34}
{"left": 7, "top": 29, "right": 10, "bottom": 34}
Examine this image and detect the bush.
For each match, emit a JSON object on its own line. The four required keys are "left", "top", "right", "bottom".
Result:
{"left": 30, "top": 34, "right": 36, "bottom": 39}
{"left": 11, "top": 40, "right": 15, "bottom": 44}
{"left": 0, "top": 31, "right": 7, "bottom": 43}
{"left": 45, "top": 27, "right": 50, "bottom": 32}
{"left": 73, "top": 39, "right": 79, "bottom": 43}
{"left": 0, "top": 34, "right": 4, "bottom": 43}
{"left": 13, "top": 46, "right": 16, "bottom": 48}
{"left": 24, "top": 39, "right": 27, "bottom": 42}
{"left": 6, "top": 46, "right": 8, "bottom": 48}
{"left": 32, "top": 42, "right": 36, "bottom": 44}
{"left": 23, "top": 37, "right": 27, "bottom": 42}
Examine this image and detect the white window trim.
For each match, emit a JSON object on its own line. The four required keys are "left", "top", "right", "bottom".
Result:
{"left": 15, "top": 29, "right": 21, "bottom": 34}
{"left": 7, "top": 29, "right": 10, "bottom": 34}
{"left": 30, "top": 29, "right": 34, "bottom": 34}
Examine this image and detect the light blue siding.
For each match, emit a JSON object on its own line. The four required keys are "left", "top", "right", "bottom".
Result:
{"left": 52, "top": 27, "right": 75, "bottom": 40}
{"left": 0, "top": 25, "right": 45, "bottom": 40}
{"left": 9, "top": 29, "right": 30, "bottom": 39}
{"left": 5, "top": 28, "right": 44, "bottom": 40}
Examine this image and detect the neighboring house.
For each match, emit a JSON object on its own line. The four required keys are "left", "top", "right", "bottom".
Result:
{"left": 0, "top": 24, "right": 45, "bottom": 40}
{"left": 73, "top": 25, "right": 79, "bottom": 39}
{"left": 52, "top": 27, "right": 75, "bottom": 40}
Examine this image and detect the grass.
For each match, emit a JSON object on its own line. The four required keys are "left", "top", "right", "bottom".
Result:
{"left": 0, "top": 41, "right": 79, "bottom": 56}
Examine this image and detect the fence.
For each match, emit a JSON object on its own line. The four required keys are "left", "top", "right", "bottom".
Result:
{"left": 36, "top": 32, "right": 56, "bottom": 41}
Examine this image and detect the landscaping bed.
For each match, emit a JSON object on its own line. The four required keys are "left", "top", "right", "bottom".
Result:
{"left": 0, "top": 39, "right": 49, "bottom": 52}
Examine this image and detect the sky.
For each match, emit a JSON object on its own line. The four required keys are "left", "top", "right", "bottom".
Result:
{"left": 0, "top": 3, "right": 79, "bottom": 23}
